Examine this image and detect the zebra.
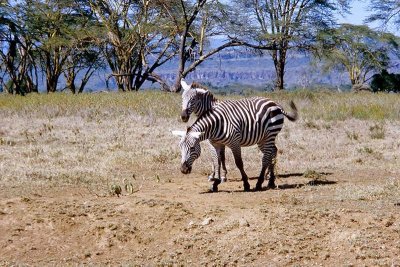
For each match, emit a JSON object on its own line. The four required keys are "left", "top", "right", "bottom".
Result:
{"left": 180, "top": 79, "right": 228, "bottom": 182}
{"left": 180, "top": 79, "right": 218, "bottom": 123}
{"left": 173, "top": 96, "right": 298, "bottom": 192}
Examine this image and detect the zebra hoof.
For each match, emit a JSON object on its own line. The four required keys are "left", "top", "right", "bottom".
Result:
{"left": 209, "top": 184, "right": 219, "bottom": 192}
{"left": 255, "top": 185, "right": 263, "bottom": 191}
{"left": 243, "top": 184, "right": 251, "bottom": 192}
{"left": 221, "top": 177, "right": 227, "bottom": 183}
{"left": 266, "top": 183, "right": 277, "bottom": 189}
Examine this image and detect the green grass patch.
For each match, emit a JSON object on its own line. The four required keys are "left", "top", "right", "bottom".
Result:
{"left": 0, "top": 91, "right": 181, "bottom": 119}
{"left": 1, "top": 89, "right": 400, "bottom": 121}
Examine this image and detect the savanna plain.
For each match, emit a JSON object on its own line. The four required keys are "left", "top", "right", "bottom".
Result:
{"left": 0, "top": 90, "right": 399, "bottom": 266}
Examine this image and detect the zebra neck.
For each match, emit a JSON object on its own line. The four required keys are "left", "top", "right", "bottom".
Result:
{"left": 188, "top": 113, "right": 218, "bottom": 142}
{"left": 188, "top": 124, "right": 208, "bottom": 142}
{"left": 195, "top": 92, "right": 219, "bottom": 116}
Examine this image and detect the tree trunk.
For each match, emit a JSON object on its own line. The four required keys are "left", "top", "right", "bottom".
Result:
{"left": 271, "top": 48, "right": 287, "bottom": 91}
{"left": 173, "top": 31, "right": 189, "bottom": 93}
{"left": 25, "top": 75, "right": 38, "bottom": 93}
{"left": 275, "top": 62, "right": 285, "bottom": 91}
{"left": 65, "top": 69, "right": 76, "bottom": 94}
{"left": 46, "top": 77, "right": 58, "bottom": 93}
{"left": 45, "top": 53, "right": 61, "bottom": 93}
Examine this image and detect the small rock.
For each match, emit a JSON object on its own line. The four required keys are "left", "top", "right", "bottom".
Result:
{"left": 201, "top": 218, "right": 213, "bottom": 226}
{"left": 188, "top": 221, "right": 195, "bottom": 227}
{"left": 239, "top": 218, "right": 250, "bottom": 227}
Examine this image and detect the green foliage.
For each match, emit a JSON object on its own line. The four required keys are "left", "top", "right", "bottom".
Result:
{"left": 315, "top": 24, "right": 399, "bottom": 86}
{"left": 228, "top": 0, "right": 351, "bottom": 90}
{"left": 366, "top": 0, "right": 400, "bottom": 28}
{"left": 370, "top": 70, "right": 400, "bottom": 93}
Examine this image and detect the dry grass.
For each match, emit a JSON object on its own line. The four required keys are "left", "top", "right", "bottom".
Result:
{"left": 0, "top": 90, "right": 400, "bottom": 266}
{"left": 1, "top": 89, "right": 400, "bottom": 121}
{"left": 1, "top": 90, "right": 399, "bottom": 190}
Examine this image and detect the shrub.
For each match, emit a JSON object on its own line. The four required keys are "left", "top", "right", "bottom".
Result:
{"left": 370, "top": 70, "right": 400, "bottom": 93}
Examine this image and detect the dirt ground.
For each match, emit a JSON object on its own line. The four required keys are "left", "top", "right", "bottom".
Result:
{"left": 0, "top": 106, "right": 399, "bottom": 266}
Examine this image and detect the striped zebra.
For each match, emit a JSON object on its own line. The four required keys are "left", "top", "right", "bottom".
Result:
{"left": 180, "top": 80, "right": 228, "bottom": 182}
{"left": 180, "top": 80, "right": 218, "bottom": 123}
{"left": 173, "top": 95, "right": 298, "bottom": 192}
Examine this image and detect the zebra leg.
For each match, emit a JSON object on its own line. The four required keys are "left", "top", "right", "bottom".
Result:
{"left": 267, "top": 163, "right": 277, "bottom": 189}
{"left": 220, "top": 145, "right": 228, "bottom": 182}
{"left": 256, "top": 143, "right": 277, "bottom": 190}
{"left": 231, "top": 146, "right": 250, "bottom": 192}
{"left": 211, "top": 178, "right": 221, "bottom": 192}
{"left": 207, "top": 140, "right": 219, "bottom": 182}
{"left": 267, "top": 145, "right": 278, "bottom": 188}
{"left": 255, "top": 165, "right": 267, "bottom": 191}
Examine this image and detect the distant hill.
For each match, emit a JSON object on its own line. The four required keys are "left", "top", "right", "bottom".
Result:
{"left": 155, "top": 49, "right": 350, "bottom": 91}
{"left": 75, "top": 48, "right": 400, "bottom": 92}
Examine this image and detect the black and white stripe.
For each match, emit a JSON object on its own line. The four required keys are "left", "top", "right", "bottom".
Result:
{"left": 180, "top": 80, "right": 226, "bottom": 182}
{"left": 174, "top": 95, "right": 298, "bottom": 192}
{"left": 180, "top": 80, "right": 218, "bottom": 122}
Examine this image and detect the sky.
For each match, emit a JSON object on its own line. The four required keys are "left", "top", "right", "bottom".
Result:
{"left": 338, "top": 0, "right": 370, "bottom": 25}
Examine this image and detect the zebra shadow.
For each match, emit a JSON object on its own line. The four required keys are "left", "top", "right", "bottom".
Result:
{"left": 199, "top": 172, "right": 336, "bottom": 193}
{"left": 271, "top": 179, "right": 337, "bottom": 190}
{"left": 248, "top": 172, "right": 334, "bottom": 180}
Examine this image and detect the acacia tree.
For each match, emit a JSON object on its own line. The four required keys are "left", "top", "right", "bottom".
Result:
{"left": 62, "top": 1, "right": 104, "bottom": 94}
{"left": 316, "top": 24, "right": 399, "bottom": 88}
{"left": 160, "top": 0, "right": 242, "bottom": 92}
{"left": 89, "top": 0, "right": 178, "bottom": 91}
{"left": 366, "top": 0, "right": 400, "bottom": 29}
{"left": 0, "top": 1, "right": 38, "bottom": 95}
{"left": 24, "top": 0, "right": 101, "bottom": 93}
{"left": 228, "top": 0, "right": 351, "bottom": 90}
{"left": 63, "top": 42, "right": 104, "bottom": 94}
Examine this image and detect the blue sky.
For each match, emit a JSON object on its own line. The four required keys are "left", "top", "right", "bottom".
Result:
{"left": 339, "top": 1, "right": 397, "bottom": 33}
{"left": 338, "top": 0, "right": 370, "bottom": 25}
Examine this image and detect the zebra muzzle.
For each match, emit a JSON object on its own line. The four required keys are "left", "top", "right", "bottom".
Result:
{"left": 181, "top": 110, "right": 189, "bottom": 122}
{"left": 181, "top": 162, "right": 192, "bottom": 174}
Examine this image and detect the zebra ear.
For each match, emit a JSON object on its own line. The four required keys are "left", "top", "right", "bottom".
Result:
{"left": 181, "top": 79, "right": 191, "bottom": 91}
{"left": 190, "top": 131, "right": 204, "bottom": 139}
{"left": 171, "top": 130, "right": 186, "bottom": 137}
{"left": 195, "top": 88, "right": 207, "bottom": 94}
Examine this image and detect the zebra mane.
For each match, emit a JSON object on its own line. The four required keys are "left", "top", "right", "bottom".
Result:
{"left": 191, "top": 82, "right": 209, "bottom": 90}
{"left": 191, "top": 83, "right": 218, "bottom": 103}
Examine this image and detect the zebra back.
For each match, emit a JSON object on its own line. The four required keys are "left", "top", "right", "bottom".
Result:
{"left": 188, "top": 97, "right": 298, "bottom": 146}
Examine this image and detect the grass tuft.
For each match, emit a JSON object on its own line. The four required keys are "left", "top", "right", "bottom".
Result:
{"left": 369, "top": 123, "right": 385, "bottom": 139}
{"left": 346, "top": 131, "right": 359, "bottom": 141}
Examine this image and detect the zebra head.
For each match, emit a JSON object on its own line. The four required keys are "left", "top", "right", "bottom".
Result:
{"left": 172, "top": 130, "right": 203, "bottom": 174}
{"left": 181, "top": 79, "right": 207, "bottom": 122}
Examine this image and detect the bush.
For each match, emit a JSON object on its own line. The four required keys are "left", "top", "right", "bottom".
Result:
{"left": 370, "top": 70, "right": 400, "bottom": 93}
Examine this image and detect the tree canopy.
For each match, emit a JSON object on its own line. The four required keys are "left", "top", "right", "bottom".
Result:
{"left": 315, "top": 24, "right": 399, "bottom": 88}
{"left": 225, "top": 0, "right": 351, "bottom": 90}
{"left": 0, "top": 0, "right": 399, "bottom": 94}
{"left": 367, "top": 0, "right": 400, "bottom": 29}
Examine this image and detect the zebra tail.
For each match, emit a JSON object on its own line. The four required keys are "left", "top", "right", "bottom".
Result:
{"left": 282, "top": 101, "right": 298, "bottom": 122}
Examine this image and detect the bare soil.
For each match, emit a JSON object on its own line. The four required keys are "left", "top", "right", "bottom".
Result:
{"left": 0, "top": 108, "right": 399, "bottom": 266}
